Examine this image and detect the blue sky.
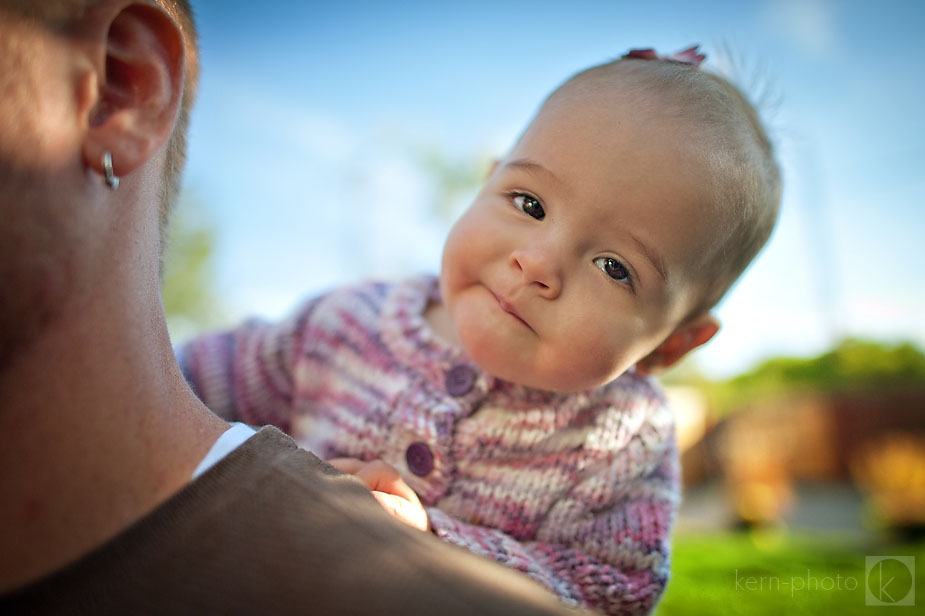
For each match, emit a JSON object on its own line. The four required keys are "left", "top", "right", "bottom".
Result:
{"left": 178, "top": 0, "right": 925, "bottom": 377}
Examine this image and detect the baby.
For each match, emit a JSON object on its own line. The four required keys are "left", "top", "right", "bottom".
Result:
{"left": 180, "top": 47, "right": 780, "bottom": 615}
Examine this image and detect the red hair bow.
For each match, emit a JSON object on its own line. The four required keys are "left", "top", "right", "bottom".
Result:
{"left": 623, "top": 45, "right": 706, "bottom": 67}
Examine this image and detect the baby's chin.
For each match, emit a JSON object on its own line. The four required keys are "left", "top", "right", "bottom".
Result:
{"left": 461, "top": 339, "right": 628, "bottom": 394}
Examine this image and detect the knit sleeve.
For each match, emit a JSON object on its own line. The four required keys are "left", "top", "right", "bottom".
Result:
{"left": 427, "top": 432, "right": 679, "bottom": 616}
{"left": 176, "top": 296, "right": 322, "bottom": 432}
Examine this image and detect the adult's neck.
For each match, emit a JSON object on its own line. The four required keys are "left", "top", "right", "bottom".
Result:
{"left": 0, "top": 222, "right": 228, "bottom": 593}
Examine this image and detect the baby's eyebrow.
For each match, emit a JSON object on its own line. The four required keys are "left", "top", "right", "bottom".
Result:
{"left": 503, "top": 158, "right": 567, "bottom": 192}
{"left": 627, "top": 230, "right": 668, "bottom": 284}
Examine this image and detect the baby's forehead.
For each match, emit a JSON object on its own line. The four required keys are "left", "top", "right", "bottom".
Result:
{"left": 526, "top": 73, "right": 713, "bottom": 159}
{"left": 544, "top": 63, "right": 674, "bottom": 113}
{"left": 516, "top": 80, "right": 715, "bottom": 183}
{"left": 538, "top": 60, "right": 751, "bottom": 143}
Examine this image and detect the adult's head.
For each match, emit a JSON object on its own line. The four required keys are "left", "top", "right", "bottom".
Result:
{"left": 0, "top": 0, "right": 197, "bottom": 368}
{"left": 1, "top": 0, "right": 197, "bottom": 228}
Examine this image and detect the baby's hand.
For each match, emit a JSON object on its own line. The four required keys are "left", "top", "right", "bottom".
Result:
{"left": 328, "top": 458, "right": 430, "bottom": 532}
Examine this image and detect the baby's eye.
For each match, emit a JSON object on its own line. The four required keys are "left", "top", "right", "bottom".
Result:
{"left": 513, "top": 194, "right": 545, "bottom": 220}
{"left": 594, "top": 257, "right": 632, "bottom": 285}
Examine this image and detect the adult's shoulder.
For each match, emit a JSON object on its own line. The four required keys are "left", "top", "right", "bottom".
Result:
{"left": 184, "top": 427, "right": 582, "bottom": 615}
{"left": 1, "top": 427, "right": 580, "bottom": 615}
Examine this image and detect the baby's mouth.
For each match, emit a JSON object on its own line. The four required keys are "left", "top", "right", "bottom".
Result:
{"left": 490, "top": 290, "right": 533, "bottom": 331}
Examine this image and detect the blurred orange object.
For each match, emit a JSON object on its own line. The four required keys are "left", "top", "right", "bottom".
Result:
{"left": 851, "top": 434, "right": 925, "bottom": 527}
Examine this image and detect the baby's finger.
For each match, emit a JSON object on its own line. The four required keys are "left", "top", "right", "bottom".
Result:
{"left": 355, "top": 460, "right": 421, "bottom": 505}
{"left": 327, "top": 457, "right": 365, "bottom": 475}
{"left": 372, "top": 491, "right": 430, "bottom": 532}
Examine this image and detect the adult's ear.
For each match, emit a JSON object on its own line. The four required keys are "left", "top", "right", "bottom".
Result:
{"left": 81, "top": 3, "right": 186, "bottom": 182}
{"left": 635, "top": 312, "right": 720, "bottom": 376}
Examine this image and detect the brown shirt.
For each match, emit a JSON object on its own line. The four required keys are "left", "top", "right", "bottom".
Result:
{"left": 1, "top": 427, "right": 582, "bottom": 615}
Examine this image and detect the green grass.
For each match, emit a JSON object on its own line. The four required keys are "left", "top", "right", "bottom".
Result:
{"left": 654, "top": 530, "right": 925, "bottom": 615}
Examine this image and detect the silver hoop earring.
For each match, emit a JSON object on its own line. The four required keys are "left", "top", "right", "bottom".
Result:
{"left": 102, "top": 151, "right": 120, "bottom": 190}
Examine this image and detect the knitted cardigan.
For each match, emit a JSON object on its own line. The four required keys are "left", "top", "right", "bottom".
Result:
{"left": 178, "top": 275, "right": 679, "bottom": 615}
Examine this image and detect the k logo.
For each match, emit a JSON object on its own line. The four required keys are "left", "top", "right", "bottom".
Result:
{"left": 865, "top": 556, "right": 915, "bottom": 606}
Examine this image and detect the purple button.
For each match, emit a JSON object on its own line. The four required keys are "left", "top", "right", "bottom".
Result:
{"left": 406, "top": 442, "right": 434, "bottom": 477}
{"left": 445, "top": 364, "right": 476, "bottom": 396}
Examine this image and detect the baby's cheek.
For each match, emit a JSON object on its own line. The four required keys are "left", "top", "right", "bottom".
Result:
{"left": 537, "top": 340, "right": 617, "bottom": 392}
{"left": 562, "top": 327, "right": 639, "bottom": 387}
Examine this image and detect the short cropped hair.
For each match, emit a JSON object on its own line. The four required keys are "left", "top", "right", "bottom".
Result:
{"left": 155, "top": 0, "right": 199, "bottom": 240}
{"left": 563, "top": 57, "right": 781, "bottom": 317}
{"left": 4, "top": 0, "right": 199, "bottom": 245}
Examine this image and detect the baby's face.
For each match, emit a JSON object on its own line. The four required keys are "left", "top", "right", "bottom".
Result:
{"left": 438, "top": 83, "right": 721, "bottom": 392}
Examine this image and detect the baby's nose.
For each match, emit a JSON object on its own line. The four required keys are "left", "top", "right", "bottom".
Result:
{"left": 510, "top": 247, "right": 562, "bottom": 299}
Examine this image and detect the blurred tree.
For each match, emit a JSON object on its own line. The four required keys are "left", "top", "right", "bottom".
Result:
{"left": 161, "top": 192, "right": 223, "bottom": 342}
{"left": 660, "top": 355, "right": 709, "bottom": 385}
{"left": 410, "top": 144, "right": 492, "bottom": 224}
{"left": 702, "top": 339, "right": 925, "bottom": 415}
{"left": 732, "top": 338, "right": 925, "bottom": 390}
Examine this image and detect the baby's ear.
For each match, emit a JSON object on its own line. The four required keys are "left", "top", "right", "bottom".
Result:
{"left": 635, "top": 313, "right": 720, "bottom": 376}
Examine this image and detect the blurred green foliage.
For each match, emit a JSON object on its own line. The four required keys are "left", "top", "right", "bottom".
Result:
{"left": 411, "top": 144, "right": 492, "bottom": 224}
{"left": 162, "top": 193, "right": 222, "bottom": 341}
{"left": 688, "top": 339, "right": 925, "bottom": 416}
